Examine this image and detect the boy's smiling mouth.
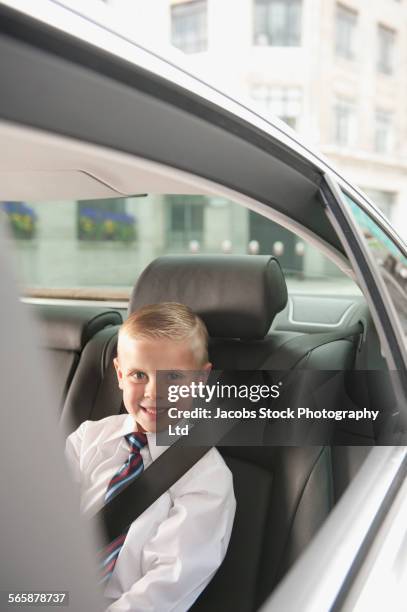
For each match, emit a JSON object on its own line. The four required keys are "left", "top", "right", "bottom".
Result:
{"left": 139, "top": 403, "right": 169, "bottom": 416}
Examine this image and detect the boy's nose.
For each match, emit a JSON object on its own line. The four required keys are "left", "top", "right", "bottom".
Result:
{"left": 144, "top": 377, "right": 156, "bottom": 399}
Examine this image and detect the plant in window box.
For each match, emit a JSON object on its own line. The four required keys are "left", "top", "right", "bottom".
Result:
{"left": 78, "top": 206, "right": 136, "bottom": 242}
{"left": 2, "top": 202, "right": 37, "bottom": 239}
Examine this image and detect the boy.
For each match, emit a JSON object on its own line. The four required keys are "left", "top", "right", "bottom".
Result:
{"left": 65, "top": 302, "right": 236, "bottom": 612}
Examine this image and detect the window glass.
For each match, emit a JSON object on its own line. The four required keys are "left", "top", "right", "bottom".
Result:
{"left": 1, "top": 195, "right": 358, "bottom": 298}
{"left": 335, "top": 4, "right": 357, "bottom": 59}
{"left": 374, "top": 109, "right": 394, "bottom": 154}
{"left": 167, "top": 195, "right": 205, "bottom": 247}
{"left": 377, "top": 24, "right": 395, "bottom": 74}
{"left": 333, "top": 97, "right": 357, "bottom": 146}
{"left": 254, "top": 0, "right": 302, "bottom": 47}
{"left": 77, "top": 198, "right": 136, "bottom": 242}
{"left": 342, "top": 191, "right": 407, "bottom": 336}
{"left": 171, "top": 0, "right": 207, "bottom": 53}
{"left": 251, "top": 85, "right": 302, "bottom": 130}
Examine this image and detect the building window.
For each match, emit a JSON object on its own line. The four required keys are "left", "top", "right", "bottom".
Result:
{"left": 251, "top": 85, "right": 302, "bottom": 129}
{"left": 1, "top": 202, "right": 37, "bottom": 240}
{"left": 77, "top": 198, "right": 136, "bottom": 242}
{"left": 374, "top": 110, "right": 394, "bottom": 154}
{"left": 171, "top": 0, "right": 207, "bottom": 53}
{"left": 377, "top": 24, "right": 395, "bottom": 74}
{"left": 253, "top": 0, "right": 302, "bottom": 46}
{"left": 333, "top": 97, "right": 357, "bottom": 146}
{"left": 166, "top": 195, "right": 206, "bottom": 247}
{"left": 335, "top": 4, "right": 357, "bottom": 59}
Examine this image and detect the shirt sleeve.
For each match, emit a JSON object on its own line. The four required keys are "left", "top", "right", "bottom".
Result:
{"left": 105, "top": 449, "right": 236, "bottom": 612}
{"left": 65, "top": 421, "right": 87, "bottom": 484}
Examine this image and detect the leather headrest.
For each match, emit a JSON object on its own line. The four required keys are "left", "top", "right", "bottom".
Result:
{"left": 31, "top": 305, "right": 122, "bottom": 351}
{"left": 129, "top": 256, "right": 287, "bottom": 339}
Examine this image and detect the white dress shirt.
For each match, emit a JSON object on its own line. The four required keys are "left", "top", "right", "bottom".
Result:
{"left": 65, "top": 414, "right": 236, "bottom": 612}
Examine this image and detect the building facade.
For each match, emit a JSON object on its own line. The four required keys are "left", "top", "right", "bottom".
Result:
{"left": 4, "top": 0, "right": 405, "bottom": 294}
{"left": 107, "top": 0, "right": 407, "bottom": 236}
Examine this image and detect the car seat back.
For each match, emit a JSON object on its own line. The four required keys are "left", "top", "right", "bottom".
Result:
{"left": 59, "top": 256, "right": 369, "bottom": 611}
{"left": 31, "top": 304, "right": 121, "bottom": 411}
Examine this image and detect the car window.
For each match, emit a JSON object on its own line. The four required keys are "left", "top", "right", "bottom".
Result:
{"left": 341, "top": 191, "right": 407, "bottom": 337}
{"left": 1, "top": 195, "right": 359, "bottom": 299}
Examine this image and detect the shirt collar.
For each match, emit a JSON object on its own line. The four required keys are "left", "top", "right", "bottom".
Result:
{"left": 147, "top": 432, "right": 169, "bottom": 461}
{"left": 102, "top": 413, "right": 168, "bottom": 460}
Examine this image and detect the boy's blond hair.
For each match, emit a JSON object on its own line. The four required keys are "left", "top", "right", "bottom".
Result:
{"left": 120, "top": 302, "right": 209, "bottom": 365}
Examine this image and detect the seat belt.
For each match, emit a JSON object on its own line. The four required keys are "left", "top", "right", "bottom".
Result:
{"left": 95, "top": 321, "right": 364, "bottom": 545}
{"left": 99, "top": 443, "right": 209, "bottom": 544}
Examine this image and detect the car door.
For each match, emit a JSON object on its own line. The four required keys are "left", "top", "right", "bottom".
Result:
{"left": 262, "top": 176, "right": 407, "bottom": 611}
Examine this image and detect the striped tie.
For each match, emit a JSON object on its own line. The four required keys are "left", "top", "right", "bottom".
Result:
{"left": 99, "top": 431, "right": 148, "bottom": 583}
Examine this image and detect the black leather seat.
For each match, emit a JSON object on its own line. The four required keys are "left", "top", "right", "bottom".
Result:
{"left": 59, "top": 255, "right": 368, "bottom": 611}
{"left": 31, "top": 304, "right": 122, "bottom": 410}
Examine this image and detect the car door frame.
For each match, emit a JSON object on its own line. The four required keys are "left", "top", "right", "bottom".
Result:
{"left": 322, "top": 174, "right": 407, "bottom": 370}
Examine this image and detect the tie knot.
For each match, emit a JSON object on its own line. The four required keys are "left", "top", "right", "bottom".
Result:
{"left": 125, "top": 431, "right": 148, "bottom": 452}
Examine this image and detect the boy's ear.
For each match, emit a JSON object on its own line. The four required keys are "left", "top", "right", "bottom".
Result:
{"left": 113, "top": 357, "right": 124, "bottom": 390}
{"left": 198, "top": 362, "right": 212, "bottom": 383}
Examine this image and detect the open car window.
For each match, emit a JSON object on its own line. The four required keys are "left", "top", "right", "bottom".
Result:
{"left": 1, "top": 194, "right": 360, "bottom": 300}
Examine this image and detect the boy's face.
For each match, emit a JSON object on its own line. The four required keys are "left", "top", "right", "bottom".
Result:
{"left": 114, "top": 334, "right": 211, "bottom": 433}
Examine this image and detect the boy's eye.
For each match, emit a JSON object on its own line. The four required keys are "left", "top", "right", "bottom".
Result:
{"left": 132, "top": 371, "right": 147, "bottom": 382}
{"left": 167, "top": 371, "right": 184, "bottom": 381}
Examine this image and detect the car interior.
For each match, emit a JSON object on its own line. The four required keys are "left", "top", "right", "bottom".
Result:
{"left": 0, "top": 123, "right": 395, "bottom": 611}
{"left": 27, "top": 252, "right": 378, "bottom": 612}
